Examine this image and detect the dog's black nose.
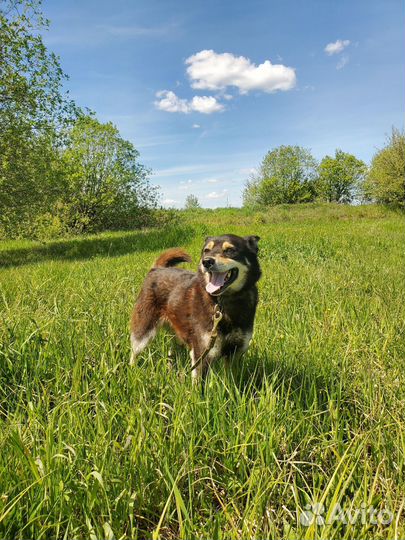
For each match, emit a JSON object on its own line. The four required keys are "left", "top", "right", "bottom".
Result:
{"left": 202, "top": 257, "right": 215, "bottom": 269}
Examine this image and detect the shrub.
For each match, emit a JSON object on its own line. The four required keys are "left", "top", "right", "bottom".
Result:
{"left": 316, "top": 149, "right": 367, "bottom": 203}
{"left": 364, "top": 128, "right": 405, "bottom": 206}
{"left": 243, "top": 145, "right": 318, "bottom": 207}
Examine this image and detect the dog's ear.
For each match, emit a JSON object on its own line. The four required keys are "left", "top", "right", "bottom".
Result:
{"left": 244, "top": 235, "right": 260, "bottom": 253}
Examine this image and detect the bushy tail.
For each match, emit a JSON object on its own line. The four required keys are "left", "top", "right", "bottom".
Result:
{"left": 153, "top": 248, "right": 192, "bottom": 268}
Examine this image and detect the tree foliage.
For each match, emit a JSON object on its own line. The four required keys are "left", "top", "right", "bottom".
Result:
{"left": 0, "top": 0, "right": 77, "bottom": 235}
{"left": 58, "top": 116, "right": 157, "bottom": 232}
{"left": 0, "top": 0, "right": 74, "bottom": 131}
{"left": 243, "top": 145, "right": 318, "bottom": 207}
{"left": 184, "top": 194, "right": 201, "bottom": 210}
{"left": 0, "top": 1, "right": 158, "bottom": 238}
{"left": 316, "top": 149, "right": 367, "bottom": 203}
{"left": 364, "top": 128, "right": 405, "bottom": 206}
{"left": 0, "top": 129, "right": 62, "bottom": 235}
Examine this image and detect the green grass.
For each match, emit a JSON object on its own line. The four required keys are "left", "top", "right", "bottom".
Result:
{"left": 0, "top": 203, "right": 404, "bottom": 539}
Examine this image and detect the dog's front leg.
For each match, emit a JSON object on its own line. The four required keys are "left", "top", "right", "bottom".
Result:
{"left": 190, "top": 349, "right": 203, "bottom": 382}
{"left": 191, "top": 332, "right": 222, "bottom": 382}
{"left": 190, "top": 338, "right": 211, "bottom": 382}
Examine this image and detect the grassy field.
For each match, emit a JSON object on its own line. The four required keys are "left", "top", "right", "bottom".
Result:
{"left": 0, "top": 203, "right": 404, "bottom": 539}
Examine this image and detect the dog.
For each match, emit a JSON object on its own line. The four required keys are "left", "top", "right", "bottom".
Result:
{"left": 130, "top": 234, "right": 261, "bottom": 379}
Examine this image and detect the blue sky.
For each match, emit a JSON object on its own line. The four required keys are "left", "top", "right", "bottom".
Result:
{"left": 43, "top": 0, "right": 404, "bottom": 208}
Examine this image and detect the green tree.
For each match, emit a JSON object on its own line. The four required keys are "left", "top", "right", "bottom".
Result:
{"left": 0, "top": 0, "right": 77, "bottom": 236}
{"left": 0, "top": 0, "right": 73, "bottom": 129}
{"left": 243, "top": 145, "right": 317, "bottom": 207}
{"left": 184, "top": 194, "right": 201, "bottom": 210}
{"left": 316, "top": 149, "right": 367, "bottom": 203}
{"left": 0, "top": 128, "right": 63, "bottom": 235}
{"left": 364, "top": 128, "right": 405, "bottom": 206}
{"left": 59, "top": 115, "right": 158, "bottom": 232}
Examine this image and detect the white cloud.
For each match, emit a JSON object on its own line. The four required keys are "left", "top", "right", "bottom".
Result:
{"left": 206, "top": 189, "right": 228, "bottom": 199}
{"left": 155, "top": 90, "right": 190, "bottom": 113}
{"left": 162, "top": 198, "right": 178, "bottom": 205}
{"left": 185, "top": 49, "right": 296, "bottom": 94}
{"left": 336, "top": 55, "right": 349, "bottom": 70}
{"left": 192, "top": 123, "right": 201, "bottom": 128}
{"left": 190, "top": 95, "right": 224, "bottom": 113}
{"left": 155, "top": 90, "right": 224, "bottom": 114}
{"left": 207, "top": 178, "right": 218, "bottom": 183}
{"left": 324, "top": 39, "right": 350, "bottom": 55}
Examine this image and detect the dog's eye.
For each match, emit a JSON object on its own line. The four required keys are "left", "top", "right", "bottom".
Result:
{"left": 224, "top": 248, "right": 235, "bottom": 256}
{"left": 203, "top": 247, "right": 210, "bottom": 253}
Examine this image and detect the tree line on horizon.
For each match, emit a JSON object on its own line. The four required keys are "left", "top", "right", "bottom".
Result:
{"left": 241, "top": 132, "right": 405, "bottom": 209}
{"left": 1, "top": 1, "right": 404, "bottom": 240}
{"left": 185, "top": 129, "right": 405, "bottom": 211}
{"left": 185, "top": 131, "right": 405, "bottom": 210}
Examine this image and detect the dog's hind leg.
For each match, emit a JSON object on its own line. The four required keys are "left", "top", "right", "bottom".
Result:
{"left": 130, "top": 328, "right": 157, "bottom": 365}
{"left": 130, "top": 298, "right": 159, "bottom": 365}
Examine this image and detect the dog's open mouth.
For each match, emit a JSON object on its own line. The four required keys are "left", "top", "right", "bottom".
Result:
{"left": 206, "top": 268, "right": 238, "bottom": 295}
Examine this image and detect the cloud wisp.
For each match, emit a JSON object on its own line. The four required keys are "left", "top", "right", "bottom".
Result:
{"left": 99, "top": 23, "right": 177, "bottom": 38}
{"left": 155, "top": 90, "right": 224, "bottom": 114}
{"left": 206, "top": 189, "right": 228, "bottom": 199}
{"left": 162, "top": 198, "right": 179, "bottom": 206}
{"left": 324, "top": 39, "right": 351, "bottom": 70}
{"left": 336, "top": 55, "right": 349, "bottom": 70}
{"left": 324, "top": 39, "right": 350, "bottom": 55}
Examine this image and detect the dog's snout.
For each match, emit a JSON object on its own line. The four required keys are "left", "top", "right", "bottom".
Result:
{"left": 202, "top": 257, "right": 215, "bottom": 269}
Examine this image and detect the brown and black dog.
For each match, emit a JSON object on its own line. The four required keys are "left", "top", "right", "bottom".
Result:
{"left": 130, "top": 234, "right": 261, "bottom": 379}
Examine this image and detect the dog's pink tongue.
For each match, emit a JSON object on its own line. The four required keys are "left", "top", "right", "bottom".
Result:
{"left": 206, "top": 271, "right": 227, "bottom": 294}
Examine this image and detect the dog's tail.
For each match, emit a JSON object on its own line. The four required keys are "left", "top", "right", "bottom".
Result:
{"left": 153, "top": 248, "right": 192, "bottom": 268}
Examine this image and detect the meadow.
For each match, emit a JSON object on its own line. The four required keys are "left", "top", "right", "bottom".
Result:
{"left": 0, "top": 203, "right": 404, "bottom": 540}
